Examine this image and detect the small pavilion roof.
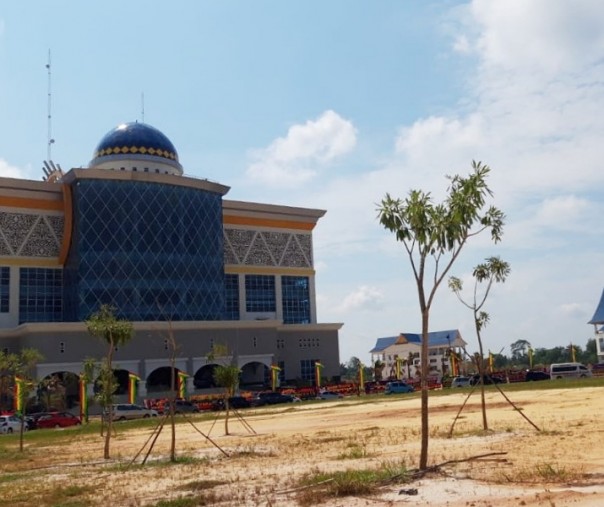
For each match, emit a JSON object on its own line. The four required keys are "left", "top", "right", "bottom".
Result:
{"left": 588, "top": 289, "right": 604, "bottom": 325}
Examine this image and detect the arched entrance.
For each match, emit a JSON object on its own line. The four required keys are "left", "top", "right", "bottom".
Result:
{"left": 37, "top": 371, "right": 81, "bottom": 410}
{"left": 147, "top": 366, "right": 185, "bottom": 394}
{"left": 240, "top": 361, "right": 270, "bottom": 389}
{"left": 193, "top": 364, "right": 218, "bottom": 390}
{"left": 92, "top": 368, "right": 130, "bottom": 396}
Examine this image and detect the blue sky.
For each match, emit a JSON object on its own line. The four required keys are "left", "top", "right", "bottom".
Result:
{"left": 2, "top": 1, "right": 604, "bottom": 364}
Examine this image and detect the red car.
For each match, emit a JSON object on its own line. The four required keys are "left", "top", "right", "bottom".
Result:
{"left": 36, "top": 412, "right": 81, "bottom": 429}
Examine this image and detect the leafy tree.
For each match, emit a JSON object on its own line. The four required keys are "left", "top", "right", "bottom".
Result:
{"left": 510, "top": 339, "right": 531, "bottom": 364}
{"left": 207, "top": 344, "right": 240, "bottom": 435}
{"left": 86, "top": 304, "right": 133, "bottom": 459}
{"left": 0, "top": 348, "right": 43, "bottom": 451}
{"left": 373, "top": 360, "right": 385, "bottom": 381}
{"left": 377, "top": 161, "right": 504, "bottom": 469}
{"left": 583, "top": 338, "right": 598, "bottom": 365}
{"left": 449, "top": 256, "right": 510, "bottom": 430}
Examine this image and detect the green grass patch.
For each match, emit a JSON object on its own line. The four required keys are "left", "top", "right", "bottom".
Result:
{"left": 152, "top": 491, "right": 227, "bottom": 507}
{"left": 335, "top": 445, "right": 368, "bottom": 460}
{"left": 496, "top": 462, "right": 582, "bottom": 484}
{"left": 296, "top": 460, "right": 409, "bottom": 505}
{"left": 38, "top": 484, "right": 95, "bottom": 507}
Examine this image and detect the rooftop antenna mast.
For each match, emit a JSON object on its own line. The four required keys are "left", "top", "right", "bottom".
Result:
{"left": 141, "top": 92, "right": 145, "bottom": 123}
{"left": 46, "top": 49, "right": 55, "bottom": 161}
{"left": 42, "top": 50, "right": 62, "bottom": 183}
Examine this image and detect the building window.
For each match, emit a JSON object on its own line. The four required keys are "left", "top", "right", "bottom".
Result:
{"left": 0, "top": 267, "right": 9, "bottom": 313}
{"left": 282, "top": 276, "right": 310, "bottom": 324}
{"left": 245, "top": 275, "right": 275, "bottom": 312}
{"left": 19, "top": 268, "right": 62, "bottom": 324}
{"left": 300, "top": 359, "right": 319, "bottom": 382}
{"left": 277, "top": 338, "right": 284, "bottom": 349}
{"left": 224, "top": 274, "right": 240, "bottom": 320}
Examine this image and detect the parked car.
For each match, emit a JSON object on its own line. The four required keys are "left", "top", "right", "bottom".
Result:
{"left": 24, "top": 412, "right": 55, "bottom": 430}
{"left": 35, "top": 412, "right": 81, "bottom": 429}
{"left": 550, "top": 362, "right": 592, "bottom": 380}
{"left": 108, "top": 404, "right": 159, "bottom": 421}
{"left": 450, "top": 376, "right": 472, "bottom": 388}
{"left": 470, "top": 374, "right": 504, "bottom": 385}
{"left": 174, "top": 400, "right": 200, "bottom": 414}
{"left": 253, "top": 392, "right": 295, "bottom": 406}
{"left": 212, "top": 396, "right": 252, "bottom": 411}
{"left": 317, "top": 391, "right": 344, "bottom": 400}
{"left": 384, "top": 381, "right": 414, "bottom": 394}
{"left": 525, "top": 370, "right": 550, "bottom": 382}
{"left": 0, "top": 415, "right": 27, "bottom": 434}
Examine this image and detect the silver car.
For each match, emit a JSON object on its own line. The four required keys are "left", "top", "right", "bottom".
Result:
{"left": 0, "top": 415, "right": 27, "bottom": 434}
{"left": 109, "top": 404, "right": 158, "bottom": 421}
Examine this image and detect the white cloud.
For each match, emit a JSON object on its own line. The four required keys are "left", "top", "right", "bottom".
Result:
{"left": 469, "top": 0, "right": 604, "bottom": 74}
{"left": 311, "top": 1, "right": 604, "bottom": 361}
{"left": 333, "top": 285, "right": 384, "bottom": 314}
{"left": 0, "top": 159, "right": 29, "bottom": 179}
{"left": 534, "top": 195, "right": 589, "bottom": 229}
{"left": 246, "top": 110, "right": 357, "bottom": 187}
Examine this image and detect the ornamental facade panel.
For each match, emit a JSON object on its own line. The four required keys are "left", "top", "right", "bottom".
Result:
{"left": 223, "top": 228, "right": 312, "bottom": 268}
{"left": 0, "top": 211, "right": 62, "bottom": 258}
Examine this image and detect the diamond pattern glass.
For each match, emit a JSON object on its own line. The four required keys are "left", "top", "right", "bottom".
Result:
{"left": 63, "top": 178, "right": 225, "bottom": 321}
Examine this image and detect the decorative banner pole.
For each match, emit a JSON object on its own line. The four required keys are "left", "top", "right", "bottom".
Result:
{"left": 177, "top": 371, "right": 189, "bottom": 399}
{"left": 271, "top": 364, "right": 281, "bottom": 391}
{"left": 79, "top": 373, "right": 89, "bottom": 423}
{"left": 128, "top": 372, "right": 141, "bottom": 404}
{"left": 528, "top": 347, "right": 534, "bottom": 369}
{"left": 570, "top": 342, "right": 576, "bottom": 363}
{"left": 449, "top": 350, "right": 457, "bottom": 377}
{"left": 14, "top": 376, "right": 24, "bottom": 414}
{"left": 314, "top": 361, "right": 324, "bottom": 389}
{"left": 358, "top": 362, "right": 364, "bottom": 395}
{"left": 488, "top": 350, "right": 494, "bottom": 373}
{"left": 396, "top": 357, "right": 403, "bottom": 380}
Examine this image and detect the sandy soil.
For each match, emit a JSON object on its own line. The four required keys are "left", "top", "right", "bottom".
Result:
{"left": 2, "top": 385, "right": 604, "bottom": 506}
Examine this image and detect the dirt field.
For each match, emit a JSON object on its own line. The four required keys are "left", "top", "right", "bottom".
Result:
{"left": 2, "top": 384, "right": 604, "bottom": 506}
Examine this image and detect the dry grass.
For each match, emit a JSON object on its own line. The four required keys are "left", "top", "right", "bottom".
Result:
{"left": 1, "top": 386, "right": 604, "bottom": 506}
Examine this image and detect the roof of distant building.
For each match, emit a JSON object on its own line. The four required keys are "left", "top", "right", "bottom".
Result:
{"left": 370, "top": 329, "right": 463, "bottom": 353}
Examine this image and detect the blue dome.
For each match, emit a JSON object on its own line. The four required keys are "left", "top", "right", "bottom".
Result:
{"left": 91, "top": 122, "right": 180, "bottom": 166}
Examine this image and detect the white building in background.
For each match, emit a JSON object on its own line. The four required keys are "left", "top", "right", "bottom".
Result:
{"left": 369, "top": 329, "right": 466, "bottom": 379}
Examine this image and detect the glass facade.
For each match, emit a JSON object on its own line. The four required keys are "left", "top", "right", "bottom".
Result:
{"left": 63, "top": 178, "right": 225, "bottom": 321}
{"left": 282, "top": 276, "right": 310, "bottom": 324}
{"left": 0, "top": 267, "right": 9, "bottom": 313}
{"left": 19, "top": 268, "right": 62, "bottom": 324}
{"left": 224, "top": 274, "right": 240, "bottom": 320}
{"left": 245, "top": 275, "right": 275, "bottom": 313}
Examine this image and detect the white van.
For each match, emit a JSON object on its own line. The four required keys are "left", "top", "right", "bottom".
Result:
{"left": 549, "top": 362, "right": 592, "bottom": 379}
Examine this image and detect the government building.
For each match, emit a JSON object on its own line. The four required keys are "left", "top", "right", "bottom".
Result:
{"left": 0, "top": 122, "right": 342, "bottom": 401}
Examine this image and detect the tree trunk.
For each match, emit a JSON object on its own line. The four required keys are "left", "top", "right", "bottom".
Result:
{"left": 225, "top": 397, "right": 230, "bottom": 436}
{"left": 475, "top": 324, "right": 488, "bottom": 431}
{"left": 104, "top": 344, "right": 113, "bottom": 460}
{"left": 170, "top": 366, "right": 176, "bottom": 462}
{"left": 419, "top": 307, "right": 430, "bottom": 470}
